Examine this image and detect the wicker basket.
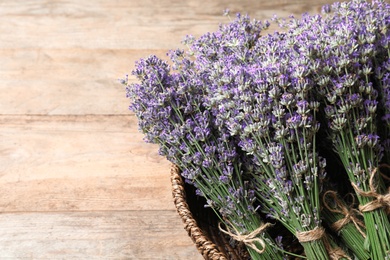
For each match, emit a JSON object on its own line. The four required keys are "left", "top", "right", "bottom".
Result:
{"left": 171, "top": 164, "right": 249, "bottom": 260}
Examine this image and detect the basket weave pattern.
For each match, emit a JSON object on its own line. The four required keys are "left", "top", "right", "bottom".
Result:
{"left": 171, "top": 164, "right": 247, "bottom": 260}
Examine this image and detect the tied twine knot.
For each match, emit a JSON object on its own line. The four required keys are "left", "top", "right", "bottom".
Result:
{"left": 351, "top": 168, "right": 390, "bottom": 213}
{"left": 323, "top": 190, "right": 366, "bottom": 238}
{"left": 296, "top": 226, "right": 325, "bottom": 243}
{"left": 296, "top": 226, "right": 351, "bottom": 260}
{"left": 218, "top": 221, "right": 272, "bottom": 254}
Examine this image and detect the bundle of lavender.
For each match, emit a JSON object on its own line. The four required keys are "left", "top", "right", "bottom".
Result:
{"left": 123, "top": 52, "right": 285, "bottom": 258}
{"left": 122, "top": 0, "right": 390, "bottom": 259}
{"left": 285, "top": 1, "right": 390, "bottom": 259}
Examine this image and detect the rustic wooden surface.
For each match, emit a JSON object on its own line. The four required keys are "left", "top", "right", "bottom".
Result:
{"left": 0, "top": 0, "right": 341, "bottom": 259}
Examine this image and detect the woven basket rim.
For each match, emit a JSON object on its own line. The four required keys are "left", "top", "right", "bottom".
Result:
{"left": 171, "top": 164, "right": 229, "bottom": 260}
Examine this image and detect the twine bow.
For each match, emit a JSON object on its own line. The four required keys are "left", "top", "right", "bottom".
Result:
{"left": 351, "top": 168, "right": 390, "bottom": 213}
{"left": 218, "top": 221, "right": 272, "bottom": 254}
{"left": 322, "top": 190, "right": 366, "bottom": 238}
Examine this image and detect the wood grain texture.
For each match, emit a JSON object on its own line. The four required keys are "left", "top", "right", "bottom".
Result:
{"left": 0, "top": 49, "right": 168, "bottom": 115}
{"left": 0, "top": 115, "right": 174, "bottom": 212}
{"left": 0, "top": 211, "right": 201, "bottom": 259}
{"left": 0, "top": 0, "right": 344, "bottom": 258}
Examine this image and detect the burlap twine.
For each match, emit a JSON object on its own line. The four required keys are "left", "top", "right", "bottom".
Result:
{"left": 322, "top": 190, "right": 366, "bottom": 238}
{"left": 218, "top": 221, "right": 272, "bottom": 254}
{"left": 296, "top": 226, "right": 351, "bottom": 260}
{"left": 296, "top": 226, "right": 325, "bottom": 243}
{"left": 220, "top": 221, "right": 350, "bottom": 258}
{"left": 351, "top": 168, "right": 390, "bottom": 213}
{"left": 327, "top": 246, "right": 352, "bottom": 260}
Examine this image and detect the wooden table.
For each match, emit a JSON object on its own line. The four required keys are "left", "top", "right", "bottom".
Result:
{"left": 0, "top": 0, "right": 341, "bottom": 258}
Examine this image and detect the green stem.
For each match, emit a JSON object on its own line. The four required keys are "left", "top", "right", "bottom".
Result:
{"left": 300, "top": 239, "right": 330, "bottom": 260}
{"left": 322, "top": 204, "right": 370, "bottom": 259}
{"left": 360, "top": 200, "right": 390, "bottom": 260}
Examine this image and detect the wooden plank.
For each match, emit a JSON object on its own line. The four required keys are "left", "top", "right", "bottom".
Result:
{"left": 0, "top": 0, "right": 336, "bottom": 50}
{"left": 0, "top": 211, "right": 202, "bottom": 259}
{"left": 0, "top": 49, "right": 167, "bottom": 115}
{"left": 0, "top": 115, "right": 174, "bottom": 212}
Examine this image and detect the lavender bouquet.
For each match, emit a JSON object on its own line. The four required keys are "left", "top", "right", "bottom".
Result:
{"left": 283, "top": 1, "right": 390, "bottom": 259}
{"left": 123, "top": 52, "right": 285, "bottom": 259}
{"left": 197, "top": 22, "right": 345, "bottom": 259}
